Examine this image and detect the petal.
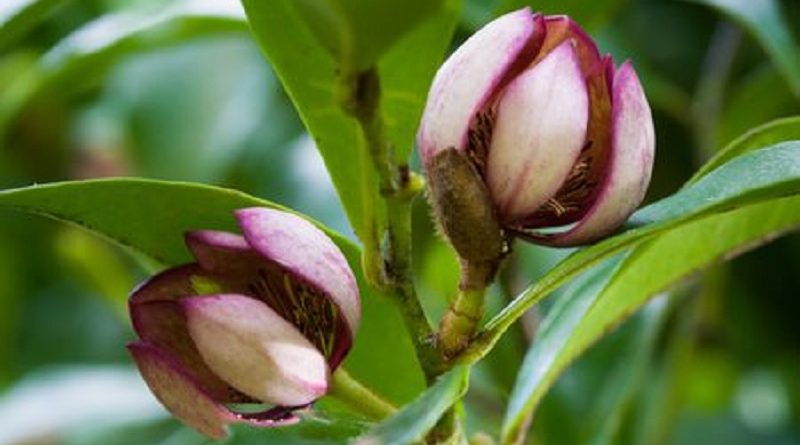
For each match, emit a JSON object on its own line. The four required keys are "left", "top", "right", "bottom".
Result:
{"left": 235, "top": 208, "right": 360, "bottom": 339}
{"left": 131, "top": 300, "right": 253, "bottom": 403}
{"left": 538, "top": 62, "right": 655, "bottom": 246}
{"left": 536, "top": 15, "right": 601, "bottom": 73}
{"left": 486, "top": 41, "right": 589, "bottom": 222}
{"left": 185, "top": 230, "right": 260, "bottom": 274}
{"left": 182, "top": 294, "right": 330, "bottom": 407}
{"left": 417, "top": 8, "right": 545, "bottom": 165}
{"left": 128, "top": 342, "right": 299, "bottom": 440}
{"left": 129, "top": 264, "right": 256, "bottom": 403}
{"left": 516, "top": 55, "right": 614, "bottom": 228}
{"left": 129, "top": 263, "right": 201, "bottom": 304}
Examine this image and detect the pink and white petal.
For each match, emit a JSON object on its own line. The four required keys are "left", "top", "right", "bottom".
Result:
{"left": 486, "top": 41, "right": 589, "bottom": 222}
{"left": 539, "top": 62, "right": 655, "bottom": 246}
{"left": 128, "top": 342, "right": 297, "bottom": 440}
{"left": 417, "top": 8, "right": 544, "bottom": 164}
{"left": 182, "top": 294, "right": 330, "bottom": 407}
{"left": 131, "top": 300, "right": 249, "bottom": 402}
{"left": 129, "top": 264, "right": 203, "bottom": 304}
{"left": 185, "top": 230, "right": 259, "bottom": 273}
{"left": 128, "top": 341, "right": 243, "bottom": 440}
{"left": 235, "top": 208, "right": 360, "bottom": 336}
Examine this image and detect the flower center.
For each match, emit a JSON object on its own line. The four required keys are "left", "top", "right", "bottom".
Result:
{"left": 247, "top": 267, "right": 339, "bottom": 359}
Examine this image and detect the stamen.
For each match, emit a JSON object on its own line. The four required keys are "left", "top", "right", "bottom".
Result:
{"left": 247, "top": 267, "right": 339, "bottom": 359}
{"left": 466, "top": 107, "right": 496, "bottom": 175}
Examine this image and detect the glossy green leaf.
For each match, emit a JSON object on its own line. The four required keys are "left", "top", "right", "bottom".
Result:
{"left": 0, "top": 0, "right": 68, "bottom": 51}
{"left": 466, "top": 142, "right": 800, "bottom": 360}
{"left": 0, "top": 178, "right": 425, "bottom": 404}
{"left": 240, "top": 0, "right": 459, "bottom": 241}
{"left": 502, "top": 194, "right": 800, "bottom": 441}
{"left": 687, "top": 0, "right": 800, "bottom": 98}
{"left": 291, "top": 0, "right": 445, "bottom": 73}
{"left": 352, "top": 365, "right": 470, "bottom": 445}
{"left": 690, "top": 116, "right": 800, "bottom": 183}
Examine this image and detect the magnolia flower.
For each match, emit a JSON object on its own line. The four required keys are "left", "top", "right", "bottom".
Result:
{"left": 418, "top": 7, "right": 655, "bottom": 249}
{"left": 127, "top": 208, "right": 359, "bottom": 439}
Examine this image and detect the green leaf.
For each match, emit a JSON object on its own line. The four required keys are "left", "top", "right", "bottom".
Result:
{"left": 291, "top": 0, "right": 446, "bottom": 73}
{"left": 690, "top": 116, "right": 800, "bottom": 183}
{"left": 0, "top": 178, "right": 425, "bottom": 404}
{"left": 240, "top": 0, "right": 459, "bottom": 241}
{"left": 0, "top": 0, "right": 68, "bottom": 51}
{"left": 578, "top": 300, "right": 667, "bottom": 445}
{"left": 352, "top": 365, "right": 470, "bottom": 445}
{"left": 467, "top": 142, "right": 800, "bottom": 360}
{"left": 716, "top": 66, "right": 800, "bottom": 150}
{"left": 501, "top": 193, "right": 800, "bottom": 442}
{"left": 223, "top": 411, "right": 370, "bottom": 445}
{"left": 0, "top": 1, "right": 249, "bottom": 137}
{"left": 687, "top": 0, "right": 800, "bottom": 98}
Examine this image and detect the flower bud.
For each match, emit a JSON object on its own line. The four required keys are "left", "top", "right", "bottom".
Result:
{"left": 127, "top": 208, "right": 359, "bottom": 439}
{"left": 418, "top": 8, "right": 655, "bottom": 249}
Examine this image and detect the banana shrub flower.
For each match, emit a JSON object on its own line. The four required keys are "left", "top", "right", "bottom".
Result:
{"left": 419, "top": 7, "right": 655, "bottom": 259}
{"left": 127, "top": 208, "right": 359, "bottom": 439}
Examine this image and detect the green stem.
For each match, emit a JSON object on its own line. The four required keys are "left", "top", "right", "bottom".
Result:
{"left": 342, "top": 68, "right": 444, "bottom": 383}
{"left": 438, "top": 259, "right": 499, "bottom": 359}
{"left": 329, "top": 368, "right": 397, "bottom": 421}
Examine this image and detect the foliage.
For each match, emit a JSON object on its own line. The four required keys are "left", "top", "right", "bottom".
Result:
{"left": 0, "top": 0, "right": 798, "bottom": 444}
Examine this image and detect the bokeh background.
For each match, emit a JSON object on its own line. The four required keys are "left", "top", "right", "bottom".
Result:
{"left": 0, "top": 0, "right": 798, "bottom": 444}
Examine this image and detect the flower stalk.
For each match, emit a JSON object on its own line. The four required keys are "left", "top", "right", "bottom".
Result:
{"left": 328, "top": 368, "right": 398, "bottom": 421}
{"left": 439, "top": 259, "right": 502, "bottom": 358}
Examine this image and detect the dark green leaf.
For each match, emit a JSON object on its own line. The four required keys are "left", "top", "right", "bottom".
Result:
{"left": 687, "top": 0, "right": 800, "bottom": 98}
{"left": 0, "top": 0, "right": 68, "bottom": 51}
{"left": 0, "top": 178, "right": 425, "bottom": 404}
{"left": 0, "top": 1, "right": 249, "bottom": 137}
{"left": 469, "top": 142, "right": 800, "bottom": 360}
{"left": 352, "top": 365, "right": 470, "bottom": 445}
{"left": 291, "top": 0, "right": 446, "bottom": 73}
{"left": 501, "top": 194, "right": 800, "bottom": 442}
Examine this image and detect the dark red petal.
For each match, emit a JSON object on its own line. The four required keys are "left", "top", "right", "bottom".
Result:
{"left": 536, "top": 15, "right": 602, "bottom": 74}
{"left": 129, "top": 263, "right": 201, "bottom": 304}
{"left": 185, "top": 230, "right": 260, "bottom": 274}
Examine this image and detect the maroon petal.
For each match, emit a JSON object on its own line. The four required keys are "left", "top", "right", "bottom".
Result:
{"left": 185, "top": 230, "right": 260, "bottom": 274}
{"left": 537, "top": 15, "right": 602, "bottom": 74}
{"left": 128, "top": 342, "right": 299, "bottom": 440}
{"left": 129, "top": 263, "right": 202, "bottom": 304}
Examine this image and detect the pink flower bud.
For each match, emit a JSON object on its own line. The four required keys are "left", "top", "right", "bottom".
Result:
{"left": 127, "top": 208, "right": 359, "bottom": 439}
{"left": 418, "top": 8, "right": 655, "bottom": 248}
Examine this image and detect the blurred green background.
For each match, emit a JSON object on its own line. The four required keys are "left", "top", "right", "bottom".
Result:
{"left": 0, "top": 0, "right": 798, "bottom": 444}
